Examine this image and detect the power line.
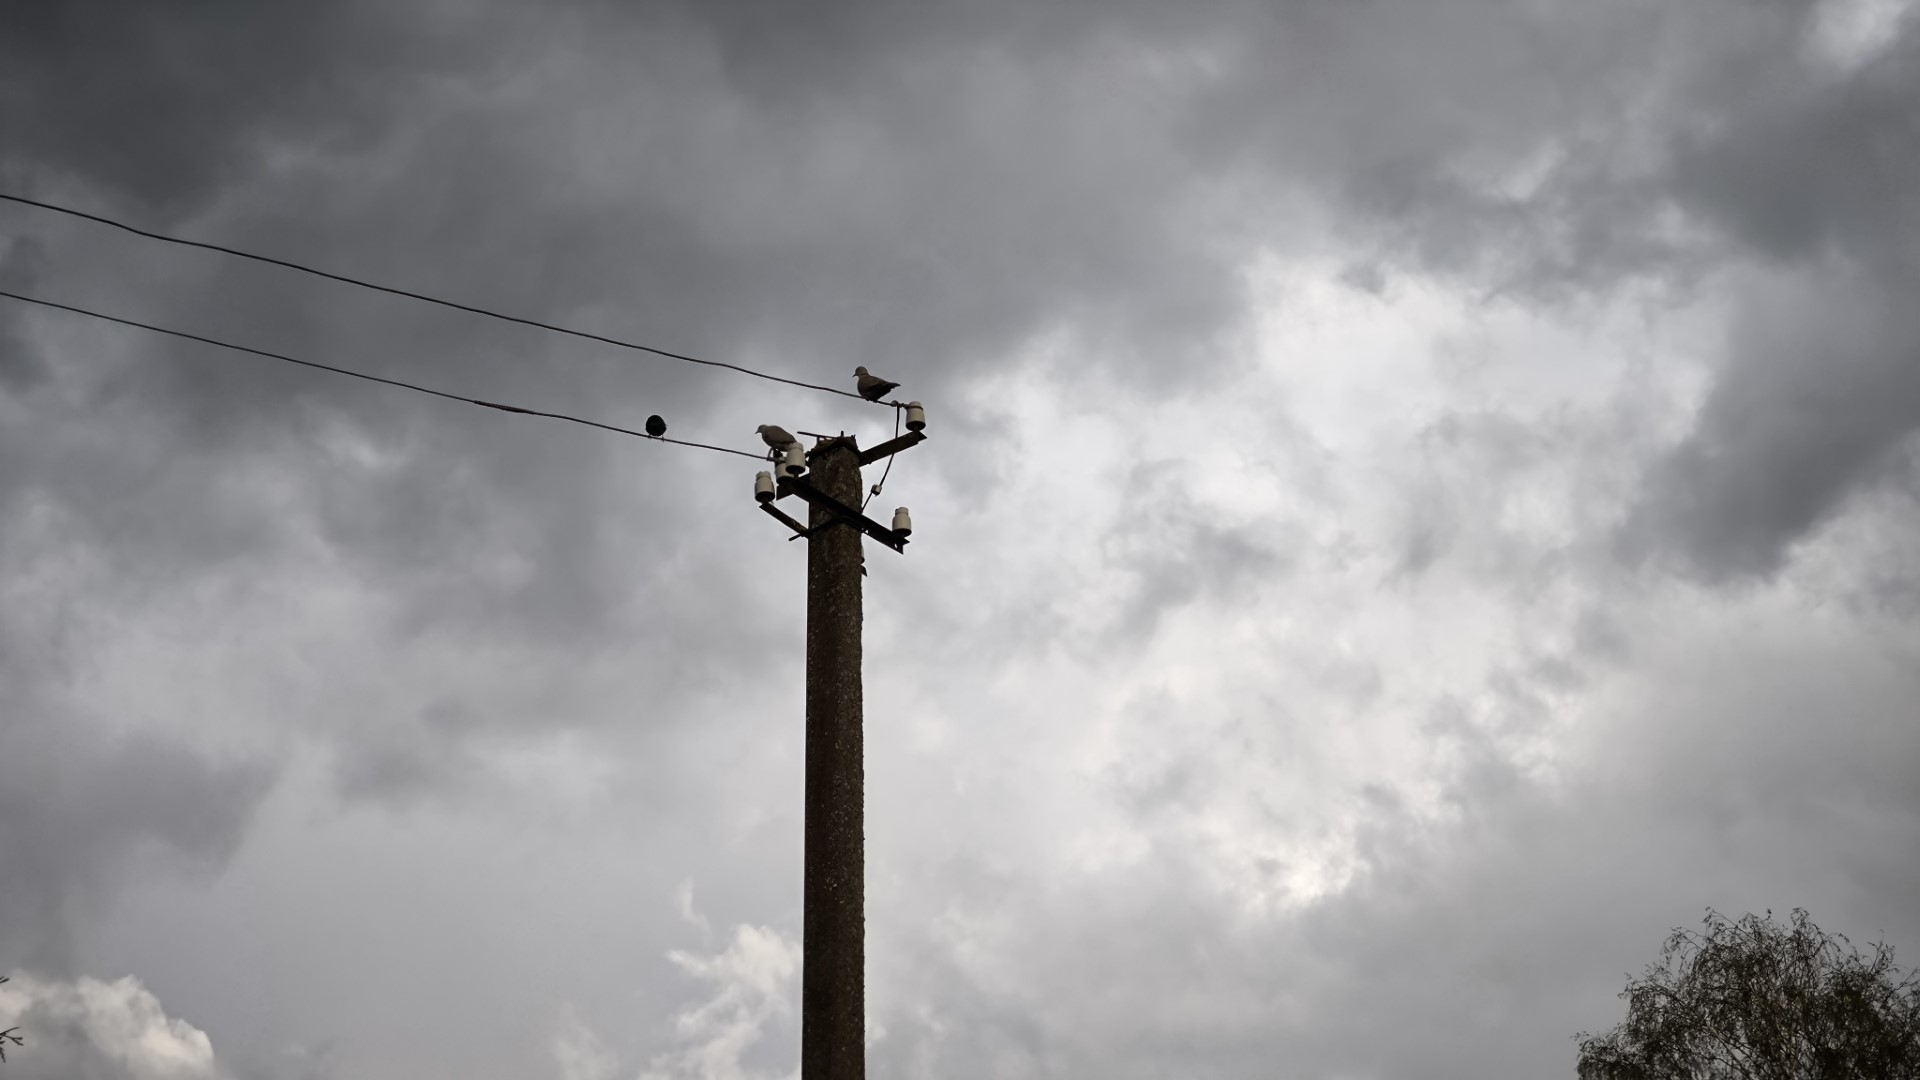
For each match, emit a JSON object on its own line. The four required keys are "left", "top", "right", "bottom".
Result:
{"left": 862, "top": 405, "right": 903, "bottom": 511}
{"left": 0, "top": 288, "right": 769, "bottom": 460}
{"left": 0, "top": 191, "right": 871, "bottom": 403}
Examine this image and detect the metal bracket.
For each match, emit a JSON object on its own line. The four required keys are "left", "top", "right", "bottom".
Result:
{"left": 776, "top": 475, "right": 909, "bottom": 553}
{"left": 858, "top": 429, "right": 926, "bottom": 466}
{"left": 758, "top": 501, "right": 811, "bottom": 539}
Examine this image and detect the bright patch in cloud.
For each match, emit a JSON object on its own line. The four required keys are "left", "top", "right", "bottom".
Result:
{"left": 1808, "top": 0, "right": 1918, "bottom": 70}
{"left": 639, "top": 925, "right": 801, "bottom": 1080}
{"left": 0, "top": 973, "right": 221, "bottom": 1080}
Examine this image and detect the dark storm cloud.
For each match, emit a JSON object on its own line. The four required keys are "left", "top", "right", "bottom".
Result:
{"left": 0, "top": 706, "right": 270, "bottom": 973}
{"left": 1279, "top": 1, "right": 1920, "bottom": 583}
{"left": 0, "top": 0, "right": 1284, "bottom": 873}
{"left": 0, "top": 0, "right": 1604, "bottom": 989}
{"left": 0, "top": 1, "right": 461, "bottom": 211}
{"left": 0, "top": 0, "right": 1240, "bottom": 628}
{"left": 1079, "top": 0, "right": 1918, "bottom": 584}
{"left": 1622, "top": 270, "right": 1920, "bottom": 578}
{"left": 1204, "top": 0, "right": 1920, "bottom": 583}
{"left": 0, "top": 0, "right": 735, "bottom": 973}
{"left": 1666, "top": 16, "right": 1920, "bottom": 270}
{"left": 0, "top": 236, "right": 50, "bottom": 391}
{"left": 2, "top": 1, "right": 1916, "bottom": 1075}
{"left": 1623, "top": 19, "right": 1920, "bottom": 579}
{"left": 1179, "top": 0, "right": 1710, "bottom": 285}
{"left": 8, "top": 0, "right": 1911, "bottom": 594}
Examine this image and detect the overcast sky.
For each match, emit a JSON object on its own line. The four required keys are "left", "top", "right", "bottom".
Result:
{"left": 2, "top": 1, "right": 1918, "bottom": 1077}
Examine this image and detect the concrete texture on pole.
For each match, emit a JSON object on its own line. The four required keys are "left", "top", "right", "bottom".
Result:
{"left": 802, "top": 436, "right": 865, "bottom": 1080}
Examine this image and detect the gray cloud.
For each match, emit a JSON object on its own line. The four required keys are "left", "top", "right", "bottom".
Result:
{"left": 1623, "top": 268, "right": 1920, "bottom": 578}
{"left": 1172, "top": 0, "right": 1920, "bottom": 582}
{"left": 0, "top": 2, "right": 461, "bottom": 213}
{"left": 865, "top": 598, "right": 1920, "bottom": 1078}
{"left": 2, "top": 1, "right": 1918, "bottom": 1076}
{"left": 1622, "top": 18, "right": 1920, "bottom": 578}
{"left": 0, "top": 236, "right": 49, "bottom": 391}
{"left": 1100, "top": 459, "right": 1295, "bottom": 647}
{"left": 0, "top": 706, "right": 269, "bottom": 973}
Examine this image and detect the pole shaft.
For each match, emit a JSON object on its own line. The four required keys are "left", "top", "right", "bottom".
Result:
{"left": 802, "top": 437, "right": 864, "bottom": 1079}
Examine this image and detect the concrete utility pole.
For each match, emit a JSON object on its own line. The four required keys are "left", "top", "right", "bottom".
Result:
{"left": 754, "top": 409, "right": 924, "bottom": 1080}
{"left": 801, "top": 436, "right": 866, "bottom": 1080}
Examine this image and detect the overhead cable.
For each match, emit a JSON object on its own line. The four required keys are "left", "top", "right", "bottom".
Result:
{"left": 0, "top": 288, "right": 767, "bottom": 460}
{"left": 0, "top": 192, "right": 869, "bottom": 402}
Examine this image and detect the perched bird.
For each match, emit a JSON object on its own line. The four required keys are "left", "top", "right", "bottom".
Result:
{"left": 645, "top": 414, "right": 667, "bottom": 437}
{"left": 854, "top": 366, "right": 901, "bottom": 401}
{"left": 757, "top": 424, "right": 798, "bottom": 451}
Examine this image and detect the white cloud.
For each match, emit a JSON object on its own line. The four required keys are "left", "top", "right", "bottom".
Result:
{"left": 550, "top": 1005, "right": 618, "bottom": 1080}
{"left": 0, "top": 973, "right": 222, "bottom": 1080}
{"left": 638, "top": 925, "right": 801, "bottom": 1080}
{"left": 674, "top": 879, "right": 711, "bottom": 937}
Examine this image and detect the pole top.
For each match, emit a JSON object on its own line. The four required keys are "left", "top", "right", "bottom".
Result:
{"left": 809, "top": 434, "right": 860, "bottom": 455}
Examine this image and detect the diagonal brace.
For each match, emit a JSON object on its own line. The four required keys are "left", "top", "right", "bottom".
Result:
{"left": 778, "top": 476, "right": 909, "bottom": 553}
{"left": 759, "top": 501, "right": 811, "bottom": 538}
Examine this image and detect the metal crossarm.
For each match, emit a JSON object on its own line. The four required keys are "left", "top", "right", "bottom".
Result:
{"left": 778, "top": 476, "right": 910, "bottom": 553}
{"left": 857, "top": 430, "right": 926, "bottom": 465}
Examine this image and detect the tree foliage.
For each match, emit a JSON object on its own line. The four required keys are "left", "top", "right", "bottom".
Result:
{"left": 1576, "top": 908, "right": 1920, "bottom": 1079}
{"left": 0, "top": 976, "right": 18, "bottom": 1062}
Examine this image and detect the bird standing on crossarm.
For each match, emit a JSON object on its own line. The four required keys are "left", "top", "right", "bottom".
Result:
{"left": 854, "top": 366, "right": 900, "bottom": 402}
